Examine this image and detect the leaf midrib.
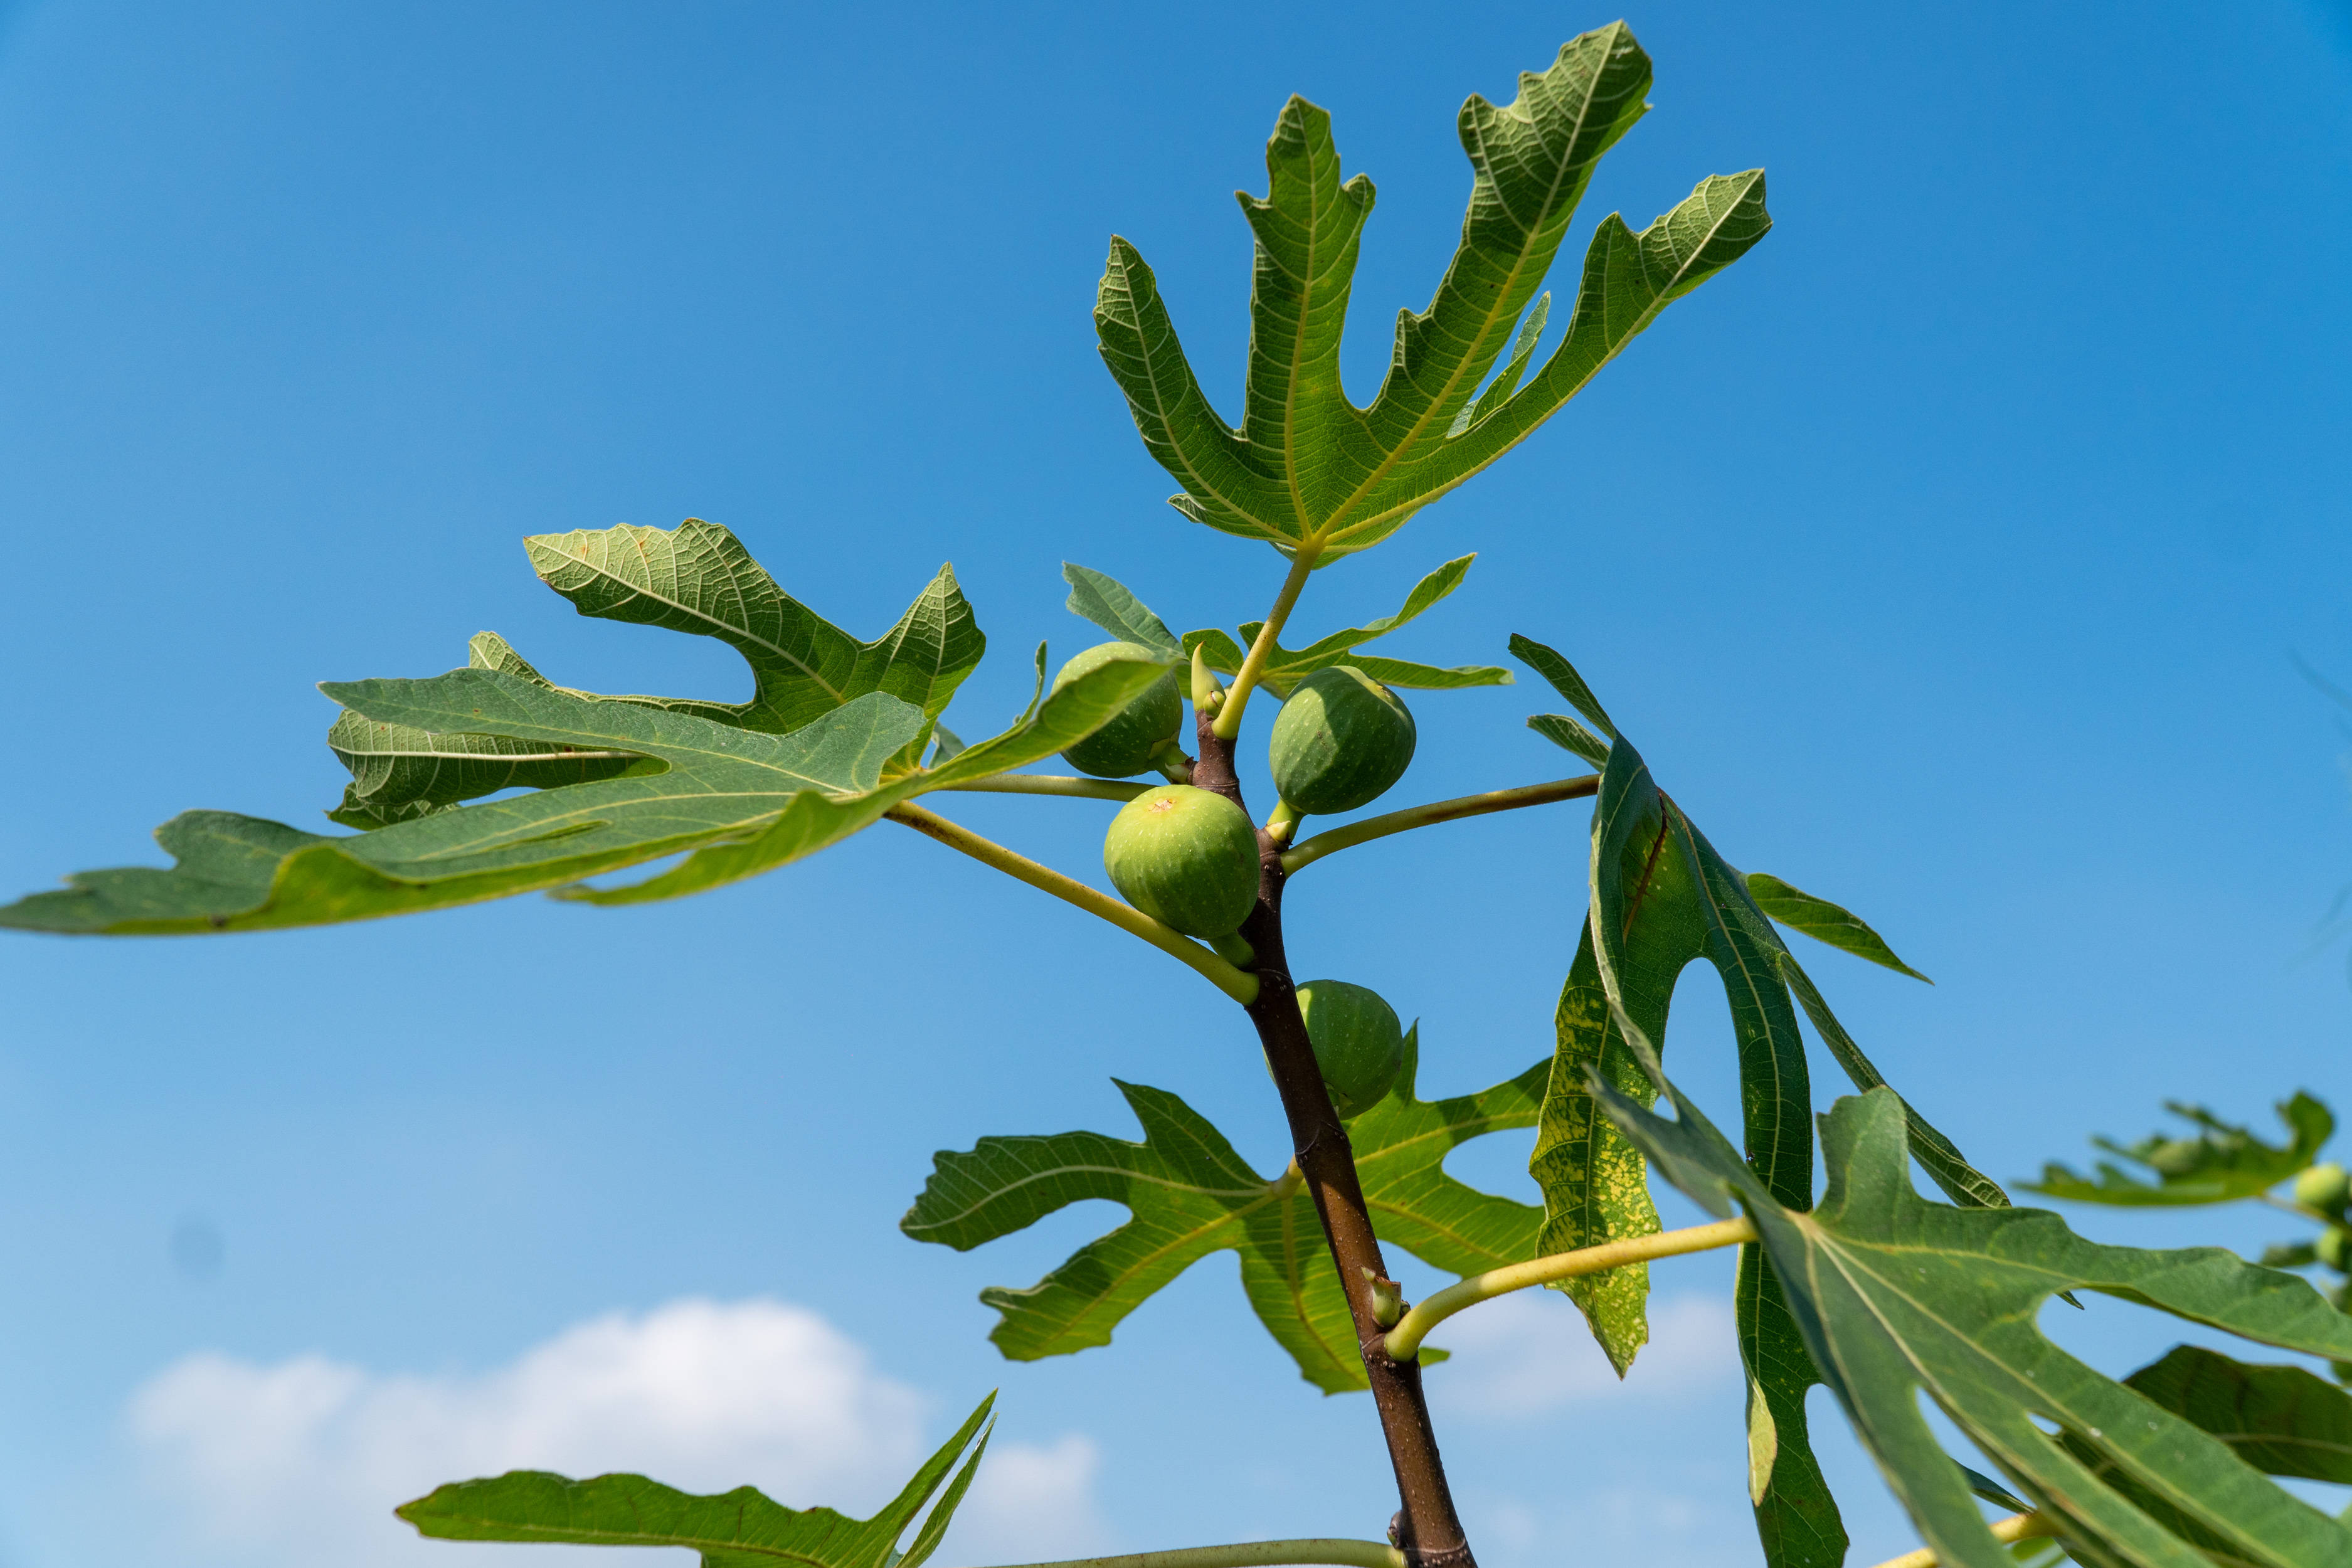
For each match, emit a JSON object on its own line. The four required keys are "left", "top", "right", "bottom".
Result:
{"left": 1314, "top": 33, "right": 1621, "bottom": 546}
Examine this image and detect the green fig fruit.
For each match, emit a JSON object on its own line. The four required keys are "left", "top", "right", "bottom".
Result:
{"left": 2299, "top": 1162, "right": 2352, "bottom": 1216}
{"left": 2320, "top": 1225, "right": 2352, "bottom": 1273}
{"left": 1103, "top": 784, "right": 1260, "bottom": 938}
{"left": 1295, "top": 978, "right": 1406, "bottom": 1119}
{"left": 1268, "top": 665, "right": 1416, "bottom": 815}
{"left": 1054, "top": 642, "right": 1184, "bottom": 778}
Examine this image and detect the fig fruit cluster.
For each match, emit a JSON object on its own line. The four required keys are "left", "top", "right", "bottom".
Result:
{"left": 1103, "top": 784, "right": 1260, "bottom": 938}
{"left": 1294, "top": 978, "right": 1405, "bottom": 1118}
{"left": 1055, "top": 642, "right": 1184, "bottom": 779}
{"left": 1268, "top": 665, "right": 1416, "bottom": 817}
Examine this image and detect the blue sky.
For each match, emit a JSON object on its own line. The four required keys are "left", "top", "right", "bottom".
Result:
{"left": 2, "top": 3, "right": 2350, "bottom": 1565}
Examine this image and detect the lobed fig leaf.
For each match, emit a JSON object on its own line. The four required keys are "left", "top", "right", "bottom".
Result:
{"left": 1095, "top": 23, "right": 1769, "bottom": 559}
{"left": 1597, "top": 1061, "right": 2352, "bottom": 1568}
{"left": 1, "top": 546, "right": 1173, "bottom": 932}
{"left": 1101, "top": 785, "right": 1260, "bottom": 938}
{"left": 903, "top": 1032, "right": 1544, "bottom": 1394}
{"left": 2030, "top": 1094, "right": 2334, "bottom": 1209}
{"left": 399, "top": 1392, "right": 995, "bottom": 1568}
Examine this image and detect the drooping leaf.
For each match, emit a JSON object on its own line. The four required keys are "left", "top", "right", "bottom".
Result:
{"left": 1745, "top": 872, "right": 1932, "bottom": 983}
{"left": 1520, "top": 726, "right": 1839, "bottom": 1564}
{"left": 1528, "top": 691, "right": 2009, "bottom": 1565}
{"left": 398, "top": 1392, "right": 993, "bottom": 1568}
{"left": 1182, "top": 556, "right": 1510, "bottom": 697}
{"left": 902, "top": 1030, "right": 1545, "bottom": 1394}
{"left": 2031, "top": 1094, "right": 2335, "bottom": 1208}
{"left": 1, "top": 650, "right": 1174, "bottom": 934}
{"left": 1097, "top": 24, "right": 1769, "bottom": 558}
{"left": 1062, "top": 563, "right": 1182, "bottom": 656}
{"left": 1597, "top": 1059, "right": 2352, "bottom": 1568}
{"left": 526, "top": 520, "right": 984, "bottom": 734}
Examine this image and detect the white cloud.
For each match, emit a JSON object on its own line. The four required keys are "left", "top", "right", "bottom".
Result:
{"left": 1424, "top": 1290, "right": 1738, "bottom": 1421}
{"left": 128, "top": 1297, "right": 1102, "bottom": 1568}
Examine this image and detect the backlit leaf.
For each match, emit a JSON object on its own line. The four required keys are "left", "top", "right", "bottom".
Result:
{"left": 1098, "top": 24, "right": 1768, "bottom": 558}
{"left": 526, "top": 520, "right": 983, "bottom": 734}
{"left": 1062, "top": 563, "right": 1182, "bottom": 656}
{"left": 902, "top": 1030, "right": 1544, "bottom": 1394}
{"left": 1, "top": 652, "right": 1172, "bottom": 934}
{"left": 1184, "top": 556, "right": 1508, "bottom": 697}
{"left": 1746, "top": 872, "right": 1931, "bottom": 983}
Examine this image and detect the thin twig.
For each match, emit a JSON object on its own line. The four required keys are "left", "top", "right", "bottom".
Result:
{"left": 1281, "top": 776, "right": 1601, "bottom": 873}
{"left": 1863, "top": 1511, "right": 2053, "bottom": 1568}
{"left": 1384, "top": 1217, "right": 1756, "bottom": 1360}
{"left": 948, "top": 1541, "right": 1403, "bottom": 1568}
{"left": 1213, "top": 543, "right": 1322, "bottom": 740}
{"left": 884, "top": 803, "right": 1258, "bottom": 1005}
{"left": 936, "top": 774, "right": 1152, "bottom": 801}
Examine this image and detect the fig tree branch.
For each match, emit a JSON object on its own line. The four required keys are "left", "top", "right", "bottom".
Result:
{"left": 937, "top": 774, "right": 1152, "bottom": 801}
{"left": 1279, "top": 775, "right": 1601, "bottom": 873}
{"left": 1865, "top": 1512, "right": 2053, "bottom": 1568}
{"left": 1213, "top": 541, "right": 1323, "bottom": 741}
{"left": 950, "top": 1540, "right": 1404, "bottom": 1568}
{"left": 1188, "top": 697, "right": 1476, "bottom": 1567}
{"left": 884, "top": 803, "right": 1259, "bottom": 1004}
{"left": 1382, "top": 1216, "right": 1756, "bottom": 1361}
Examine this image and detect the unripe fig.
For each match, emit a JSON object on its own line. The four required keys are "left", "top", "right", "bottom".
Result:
{"left": 2301, "top": 1162, "right": 2352, "bottom": 1217}
{"left": 2320, "top": 1226, "right": 2352, "bottom": 1273}
{"left": 1103, "top": 785, "right": 1260, "bottom": 938}
{"left": 1295, "top": 978, "right": 1406, "bottom": 1119}
{"left": 1268, "top": 665, "right": 1416, "bottom": 815}
{"left": 1055, "top": 642, "right": 1183, "bottom": 778}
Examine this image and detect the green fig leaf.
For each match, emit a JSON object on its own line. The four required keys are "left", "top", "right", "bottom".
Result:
{"left": 1508, "top": 633, "right": 1617, "bottom": 739}
{"left": 1528, "top": 675, "right": 2010, "bottom": 1567}
{"left": 2030, "top": 1094, "right": 2334, "bottom": 1208}
{"left": 1745, "top": 872, "right": 1932, "bottom": 983}
{"left": 1527, "top": 712, "right": 1611, "bottom": 769}
{"left": 1183, "top": 556, "right": 1508, "bottom": 697}
{"left": 397, "top": 1392, "right": 993, "bottom": 1568}
{"left": 525, "top": 520, "right": 983, "bottom": 734}
{"left": 1062, "top": 563, "right": 1183, "bottom": 657}
{"left": 1596, "top": 1062, "right": 2352, "bottom": 1568}
{"left": 901, "top": 1029, "right": 1544, "bottom": 1394}
{"left": 323, "top": 525, "right": 982, "bottom": 823}
{"left": 1097, "top": 24, "right": 1768, "bottom": 558}
{"left": 2, "top": 650, "right": 1174, "bottom": 934}
{"left": 2111, "top": 1343, "right": 2352, "bottom": 1485}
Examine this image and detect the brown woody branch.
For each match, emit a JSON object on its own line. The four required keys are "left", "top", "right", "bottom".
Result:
{"left": 1188, "top": 707, "right": 1476, "bottom": 1568}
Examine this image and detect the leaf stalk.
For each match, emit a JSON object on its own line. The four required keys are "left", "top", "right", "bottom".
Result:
{"left": 1213, "top": 543, "right": 1323, "bottom": 740}
{"left": 950, "top": 1542, "right": 1404, "bottom": 1568}
{"left": 1281, "top": 776, "right": 1600, "bottom": 874}
{"left": 884, "top": 804, "right": 1258, "bottom": 1004}
{"left": 1382, "top": 1216, "right": 1756, "bottom": 1361}
{"left": 938, "top": 774, "right": 1153, "bottom": 802}
{"left": 1862, "top": 1511, "right": 2052, "bottom": 1568}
